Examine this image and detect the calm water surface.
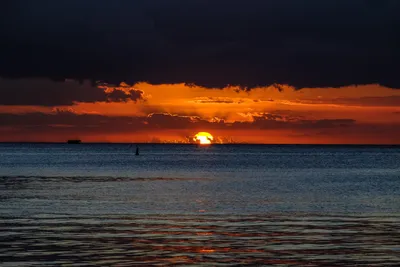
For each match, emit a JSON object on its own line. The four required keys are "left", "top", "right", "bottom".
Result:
{"left": 0, "top": 144, "right": 399, "bottom": 266}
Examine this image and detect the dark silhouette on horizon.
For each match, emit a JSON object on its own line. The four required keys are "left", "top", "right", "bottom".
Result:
{"left": 67, "top": 139, "right": 81, "bottom": 144}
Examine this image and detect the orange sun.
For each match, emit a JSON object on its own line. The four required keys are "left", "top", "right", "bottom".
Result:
{"left": 194, "top": 132, "right": 214, "bottom": 145}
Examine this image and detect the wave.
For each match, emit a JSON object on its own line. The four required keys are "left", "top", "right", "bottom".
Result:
{"left": 0, "top": 175, "right": 212, "bottom": 182}
{"left": 1, "top": 214, "right": 399, "bottom": 266}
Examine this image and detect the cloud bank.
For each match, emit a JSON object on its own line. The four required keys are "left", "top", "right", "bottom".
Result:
{"left": 1, "top": 110, "right": 399, "bottom": 143}
{"left": 1, "top": 0, "right": 399, "bottom": 89}
{"left": 0, "top": 78, "right": 145, "bottom": 106}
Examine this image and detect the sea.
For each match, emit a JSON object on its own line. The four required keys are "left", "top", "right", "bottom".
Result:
{"left": 0, "top": 143, "right": 399, "bottom": 266}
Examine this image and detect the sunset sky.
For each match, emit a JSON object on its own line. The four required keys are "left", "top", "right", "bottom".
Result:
{"left": 1, "top": 0, "right": 399, "bottom": 144}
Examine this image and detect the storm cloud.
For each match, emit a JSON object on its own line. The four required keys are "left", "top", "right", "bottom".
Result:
{"left": 1, "top": 0, "right": 399, "bottom": 89}
{"left": 0, "top": 78, "right": 145, "bottom": 106}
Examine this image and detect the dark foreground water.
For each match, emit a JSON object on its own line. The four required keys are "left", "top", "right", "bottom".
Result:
{"left": 0, "top": 144, "right": 399, "bottom": 266}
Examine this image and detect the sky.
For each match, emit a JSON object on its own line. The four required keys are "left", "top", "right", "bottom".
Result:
{"left": 1, "top": 0, "right": 399, "bottom": 144}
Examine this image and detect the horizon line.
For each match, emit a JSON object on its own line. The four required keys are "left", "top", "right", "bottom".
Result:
{"left": 0, "top": 142, "right": 399, "bottom": 146}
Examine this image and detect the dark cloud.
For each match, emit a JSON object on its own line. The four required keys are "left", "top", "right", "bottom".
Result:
{"left": 0, "top": 111, "right": 145, "bottom": 136}
{"left": 1, "top": 0, "right": 399, "bottom": 89}
{"left": 234, "top": 113, "right": 356, "bottom": 130}
{"left": 106, "top": 88, "right": 144, "bottom": 103}
{"left": 0, "top": 78, "right": 145, "bottom": 106}
{"left": 0, "top": 110, "right": 355, "bottom": 133}
{"left": 1, "top": 111, "right": 400, "bottom": 143}
{"left": 298, "top": 119, "right": 356, "bottom": 129}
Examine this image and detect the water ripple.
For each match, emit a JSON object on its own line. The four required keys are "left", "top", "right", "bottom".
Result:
{"left": 1, "top": 214, "right": 399, "bottom": 266}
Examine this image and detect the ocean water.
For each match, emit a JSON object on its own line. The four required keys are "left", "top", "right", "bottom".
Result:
{"left": 0, "top": 143, "right": 399, "bottom": 266}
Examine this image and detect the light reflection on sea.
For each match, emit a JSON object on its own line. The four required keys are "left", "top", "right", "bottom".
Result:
{"left": 1, "top": 144, "right": 400, "bottom": 265}
{"left": 1, "top": 214, "right": 399, "bottom": 266}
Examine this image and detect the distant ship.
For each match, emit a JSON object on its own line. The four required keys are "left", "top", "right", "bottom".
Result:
{"left": 67, "top": 139, "right": 81, "bottom": 144}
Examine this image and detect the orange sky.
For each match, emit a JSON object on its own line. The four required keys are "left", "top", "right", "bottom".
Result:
{"left": 1, "top": 80, "right": 400, "bottom": 144}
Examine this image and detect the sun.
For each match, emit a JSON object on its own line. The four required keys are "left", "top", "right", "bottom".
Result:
{"left": 194, "top": 132, "right": 214, "bottom": 145}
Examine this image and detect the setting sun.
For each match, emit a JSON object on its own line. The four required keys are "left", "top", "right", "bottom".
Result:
{"left": 194, "top": 132, "right": 214, "bottom": 145}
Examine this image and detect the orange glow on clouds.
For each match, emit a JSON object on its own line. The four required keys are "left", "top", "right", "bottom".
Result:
{"left": 1, "top": 81, "right": 400, "bottom": 144}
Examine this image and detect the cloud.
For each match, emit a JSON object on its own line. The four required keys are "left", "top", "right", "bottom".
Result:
{"left": 293, "top": 96, "right": 400, "bottom": 107}
{"left": 192, "top": 97, "right": 245, "bottom": 104}
{"left": 0, "top": 110, "right": 145, "bottom": 136}
{"left": 253, "top": 99, "right": 274, "bottom": 103}
{"left": 0, "top": 78, "right": 145, "bottom": 106}
{"left": 1, "top": 0, "right": 399, "bottom": 89}
{"left": 233, "top": 112, "right": 356, "bottom": 130}
{"left": 105, "top": 88, "right": 144, "bottom": 103}
{"left": 297, "top": 119, "right": 356, "bottom": 129}
{"left": 0, "top": 110, "right": 355, "bottom": 133}
{"left": 1, "top": 111, "right": 400, "bottom": 143}
{"left": 146, "top": 113, "right": 205, "bottom": 129}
